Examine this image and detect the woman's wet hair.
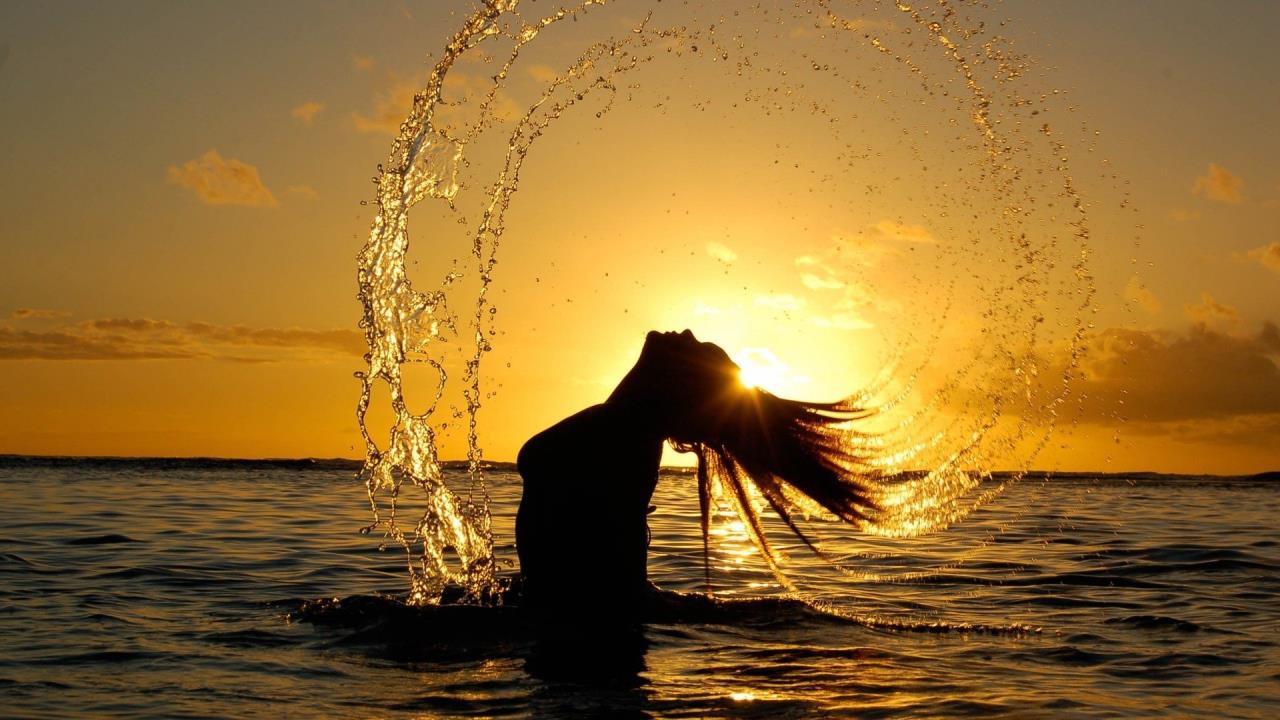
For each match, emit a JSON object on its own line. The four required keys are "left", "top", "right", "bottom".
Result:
{"left": 665, "top": 352, "right": 882, "bottom": 590}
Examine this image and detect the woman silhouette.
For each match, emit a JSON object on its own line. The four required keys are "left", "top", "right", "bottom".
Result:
{"left": 516, "top": 330, "right": 883, "bottom": 622}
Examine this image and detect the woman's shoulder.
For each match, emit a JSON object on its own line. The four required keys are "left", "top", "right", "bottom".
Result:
{"left": 517, "top": 404, "right": 608, "bottom": 469}
{"left": 517, "top": 403, "right": 660, "bottom": 474}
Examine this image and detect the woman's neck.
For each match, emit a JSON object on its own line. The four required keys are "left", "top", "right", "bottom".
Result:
{"left": 604, "top": 361, "right": 671, "bottom": 434}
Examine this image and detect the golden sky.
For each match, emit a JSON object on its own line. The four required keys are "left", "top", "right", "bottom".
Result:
{"left": 0, "top": 1, "right": 1277, "bottom": 473}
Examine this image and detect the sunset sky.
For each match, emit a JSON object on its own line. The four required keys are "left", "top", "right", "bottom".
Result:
{"left": 1, "top": 1, "right": 1277, "bottom": 473}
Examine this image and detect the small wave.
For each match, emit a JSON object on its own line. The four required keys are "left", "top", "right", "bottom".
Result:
{"left": 1036, "top": 645, "right": 1119, "bottom": 666}
{"left": 840, "top": 613, "right": 1041, "bottom": 636}
{"left": 91, "top": 565, "right": 223, "bottom": 587}
{"left": 67, "top": 533, "right": 139, "bottom": 545}
{"left": 1102, "top": 651, "right": 1254, "bottom": 681}
{"left": 24, "top": 650, "right": 167, "bottom": 666}
{"left": 1023, "top": 595, "right": 1145, "bottom": 610}
{"left": 84, "top": 612, "right": 138, "bottom": 625}
{"left": 1069, "top": 545, "right": 1275, "bottom": 578}
{"left": 200, "top": 628, "right": 295, "bottom": 649}
{"left": 907, "top": 571, "right": 1173, "bottom": 590}
{"left": 285, "top": 594, "right": 531, "bottom": 663}
{"left": 738, "top": 645, "right": 887, "bottom": 663}
{"left": 287, "top": 587, "right": 1040, "bottom": 649}
{"left": 0, "top": 552, "right": 58, "bottom": 575}
{"left": 0, "top": 678, "right": 74, "bottom": 691}
{"left": 1105, "top": 614, "right": 1209, "bottom": 633}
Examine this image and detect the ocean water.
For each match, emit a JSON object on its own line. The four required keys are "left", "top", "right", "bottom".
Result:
{"left": 1, "top": 457, "right": 1277, "bottom": 718}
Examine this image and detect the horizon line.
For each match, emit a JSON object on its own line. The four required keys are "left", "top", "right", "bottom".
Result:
{"left": 0, "top": 453, "right": 1275, "bottom": 478}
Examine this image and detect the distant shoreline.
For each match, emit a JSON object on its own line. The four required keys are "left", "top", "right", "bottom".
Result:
{"left": 1, "top": 454, "right": 1275, "bottom": 482}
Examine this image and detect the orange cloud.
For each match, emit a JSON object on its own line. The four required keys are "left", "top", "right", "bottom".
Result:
{"left": 1184, "top": 291, "right": 1239, "bottom": 331}
{"left": 1075, "top": 322, "right": 1280, "bottom": 423}
{"left": 692, "top": 300, "right": 724, "bottom": 316}
{"left": 353, "top": 55, "right": 376, "bottom": 71}
{"left": 353, "top": 71, "right": 520, "bottom": 136}
{"left": 352, "top": 77, "right": 415, "bottom": 135}
{"left": 526, "top": 64, "right": 558, "bottom": 83}
{"left": 801, "top": 273, "right": 845, "bottom": 290}
{"left": 1123, "top": 276, "right": 1161, "bottom": 315}
{"left": 9, "top": 308, "right": 69, "bottom": 320}
{"left": 286, "top": 184, "right": 319, "bottom": 200}
{"left": 753, "top": 293, "right": 806, "bottom": 312}
{"left": 869, "top": 219, "right": 936, "bottom": 244}
{"left": 810, "top": 310, "right": 874, "bottom": 331}
{"left": 290, "top": 101, "right": 324, "bottom": 125}
{"left": 706, "top": 242, "right": 737, "bottom": 263}
{"left": 1245, "top": 242, "right": 1280, "bottom": 274}
{"left": 439, "top": 71, "right": 521, "bottom": 124}
{"left": 1142, "top": 413, "right": 1280, "bottom": 448}
{"left": 793, "top": 238, "right": 897, "bottom": 330}
{"left": 1191, "top": 163, "right": 1244, "bottom": 204}
{"left": 167, "top": 150, "right": 277, "bottom": 207}
{"left": 0, "top": 318, "right": 362, "bottom": 362}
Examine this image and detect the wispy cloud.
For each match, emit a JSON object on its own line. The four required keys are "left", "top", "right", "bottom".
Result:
{"left": 754, "top": 293, "right": 806, "bottom": 312}
{"left": 439, "top": 71, "right": 520, "bottom": 124}
{"left": 810, "top": 219, "right": 935, "bottom": 272}
{"left": 352, "top": 75, "right": 416, "bottom": 135}
{"left": 167, "top": 150, "right": 277, "bottom": 207}
{"left": 810, "top": 310, "right": 874, "bottom": 330}
{"left": 353, "top": 70, "right": 520, "bottom": 136}
{"left": 1123, "top": 276, "right": 1161, "bottom": 315}
{"left": 869, "top": 219, "right": 936, "bottom": 244}
{"left": 9, "top": 308, "right": 70, "bottom": 320}
{"left": 286, "top": 184, "right": 319, "bottom": 200}
{"left": 793, "top": 15, "right": 895, "bottom": 37}
{"left": 1245, "top": 242, "right": 1280, "bottom": 274}
{"left": 706, "top": 242, "right": 738, "bottom": 264}
{"left": 1192, "top": 163, "right": 1244, "bottom": 204}
{"left": 290, "top": 101, "right": 324, "bottom": 125}
{"left": 692, "top": 300, "right": 724, "bottom": 316}
{"left": 793, "top": 229, "right": 908, "bottom": 331}
{"left": 353, "top": 55, "right": 376, "bottom": 71}
{"left": 526, "top": 64, "right": 558, "bottom": 83}
{"left": 801, "top": 273, "right": 845, "bottom": 291}
{"left": 1184, "top": 291, "right": 1240, "bottom": 331}
{"left": 0, "top": 318, "right": 362, "bottom": 362}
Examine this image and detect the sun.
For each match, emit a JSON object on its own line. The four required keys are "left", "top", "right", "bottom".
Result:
{"left": 732, "top": 347, "right": 788, "bottom": 392}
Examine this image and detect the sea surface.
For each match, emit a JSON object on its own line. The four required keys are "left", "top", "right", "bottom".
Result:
{"left": 1, "top": 457, "right": 1277, "bottom": 719}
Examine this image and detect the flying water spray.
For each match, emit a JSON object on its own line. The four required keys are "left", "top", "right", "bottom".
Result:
{"left": 355, "top": 0, "right": 1111, "bottom": 603}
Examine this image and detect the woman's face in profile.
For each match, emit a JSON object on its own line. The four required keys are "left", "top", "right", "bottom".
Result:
{"left": 633, "top": 330, "right": 747, "bottom": 441}
{"left": 645, "top": 329, "right": 732, "bottom": 365}
{"left": 642, "top": 329, "right": 741, "bottom": 393}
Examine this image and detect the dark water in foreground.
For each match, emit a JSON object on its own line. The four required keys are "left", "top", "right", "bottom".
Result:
{"left": 1, "top": 457, "right": 1277, "bottom": 718}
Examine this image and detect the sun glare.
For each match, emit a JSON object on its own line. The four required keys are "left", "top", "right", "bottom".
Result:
{"left": 733, "top": 347, "right": 788, "bottom": 392}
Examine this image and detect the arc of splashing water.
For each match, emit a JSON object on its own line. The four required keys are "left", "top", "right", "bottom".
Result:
{"left": 354, "top": 0, "right": 1101, "bottom": 602}
{"left": 356, "top": 2, "right": 514, "bottom": 605}
{"left": 355, "top": 0, "right": 632, "bottom": 605}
